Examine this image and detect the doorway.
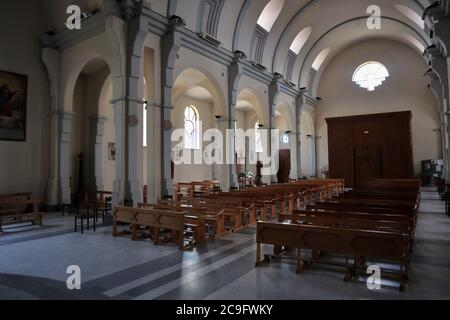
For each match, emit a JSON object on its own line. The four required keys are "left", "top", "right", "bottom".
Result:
{"left": 277, "top": 150, "right": 291, "bottom": 183}
{"left": 353, "top": 145, "right": 382, "bottom": 187}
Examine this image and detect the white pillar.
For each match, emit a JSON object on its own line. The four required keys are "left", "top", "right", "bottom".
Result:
{"left": 41, "top": 48, "right": 61, "bottom": 206}
{"left": 58, "top": 111, "right": 74, "bottom": 204}
{"left": 90, "top": 116, "right": 107, "bottom": 193}
{"left": 161, "top": 18, "right": 182, "bottom": 197}
{"left": 112, "top": 96, "right": 125, "bottom": 207}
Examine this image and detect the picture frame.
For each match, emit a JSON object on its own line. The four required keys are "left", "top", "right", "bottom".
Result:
{"left": 108, "top": 142, "right": 116, "bottom": 161}
{"left": 0, "top": 70, "right": 28, "bottom": 141}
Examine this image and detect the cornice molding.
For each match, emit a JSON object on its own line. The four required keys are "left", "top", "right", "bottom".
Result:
{"left": 40, "top": 1, "right": 303, "bottom": 99}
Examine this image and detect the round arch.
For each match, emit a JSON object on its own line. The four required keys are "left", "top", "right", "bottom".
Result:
{"left": 275, "top": 101, "right": 295, "bottom": 131}
{"left": 236, "top": 87, "right": 269, "bottom": 127}
{"left": 62, "top": 54, "right": 116, "bottom": 114}
{"left": 297, "top": 17, "right": 429, "bottom": 94}
{"left": 173, "top": 67, "right": 227, "bottom": 118}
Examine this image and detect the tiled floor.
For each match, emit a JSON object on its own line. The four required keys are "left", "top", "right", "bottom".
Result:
{"left": 0, "top": 190, "right": 449, "bottom": 300}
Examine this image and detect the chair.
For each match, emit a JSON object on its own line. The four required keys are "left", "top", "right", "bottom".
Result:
{"left": 73, "top": 192, "right": 97, "bottom": 233}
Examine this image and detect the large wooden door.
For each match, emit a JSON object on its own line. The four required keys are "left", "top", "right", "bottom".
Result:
{"left": 326, "top": 111, "right": 414, "bottom": 188}
{"left": 354, "top": 146, "right": 382, "bottom": 187}
{"left": 277, "top": 150, "right": 291, "bottom": 183}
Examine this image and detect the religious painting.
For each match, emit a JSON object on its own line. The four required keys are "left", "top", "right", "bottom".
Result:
{"left": 108, "top": 142, "right": 116, "bottom": 161}
{"left": 0, "top": 70, "right": 28, "bottom": 141}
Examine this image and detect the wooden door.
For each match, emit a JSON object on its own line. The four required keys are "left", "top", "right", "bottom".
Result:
{"left": 353, "top": 146, "right": 382, "bottom": 187}
{"left": 277, "top": 150, "right": 291, "bottom": 183}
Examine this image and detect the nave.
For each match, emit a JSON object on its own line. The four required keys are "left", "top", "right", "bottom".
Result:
{"left": 1, "top": 188, "right": 449, "bottom": 300}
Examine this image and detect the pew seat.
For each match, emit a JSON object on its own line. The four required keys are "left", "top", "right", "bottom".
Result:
{"left": 0, "top": 198, "right": 43, "bottom": 233}
{"left": 256, "top": 221, "right": 410, "bottom": 290}
{"left": 112, "top": 206, "right": 205, "bottom": 250}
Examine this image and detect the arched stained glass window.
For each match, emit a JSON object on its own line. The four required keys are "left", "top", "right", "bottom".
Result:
{"left": 184, "top": 106, "right": 200, "bottom": 150}
{"left": 352, "top": 61, "right": 389, "bottom": 92}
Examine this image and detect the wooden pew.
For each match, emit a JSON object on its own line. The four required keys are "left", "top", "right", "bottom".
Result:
{"left": 138, "top": 203, "right": 206, "bottom": 247}
{"left": 255, "top": 221, "right": 410, "bottom": 290}
{"left": 112, "top": 206, "right": 205, "bottom": 250}
{"left": 310, "top": 202, "right": 412, "bottom": 217}
{"left": 0, "top": 198, "right": 43, "bottom": 233}
{"left": 142, "top": 202, "right": 225, "bottom": 239}
{"left": 173, "top": 183, "right": 195, "bottom": 202}
{"left": 157, "top": 200, "right": 227, "bottom": 235}
{"left": 0, "top": 192, "right": 32, "bottom": 201}
{"left": 291, "top": 209, "right": 413, "bottom": 239}
{"left": 323, "top": 198, "right": 418, "bottom": 215}
{"left": 175, "top": 197, "right": 253, "bottom": 231}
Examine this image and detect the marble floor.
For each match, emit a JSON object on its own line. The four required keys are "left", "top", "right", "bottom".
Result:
{"left": 0, "top": 190, "right": 449, "bottom": 300}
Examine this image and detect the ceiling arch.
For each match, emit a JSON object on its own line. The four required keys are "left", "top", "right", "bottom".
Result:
{"left": 296, "top": 16, "right": 430, "bottom": 95}
{"left": 207, "top": 0, "right": 432, "bottom": 87}
{"left": 267, "top": 0, "right": 429, "bottom": 78}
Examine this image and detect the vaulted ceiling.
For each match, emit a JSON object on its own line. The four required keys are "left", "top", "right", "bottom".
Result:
{"left": 41, "top": 0, "right": 435, "bottom": 88}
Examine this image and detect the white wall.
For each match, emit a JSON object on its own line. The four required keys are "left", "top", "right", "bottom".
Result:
{"left": 0, "top": 0, "right": 50, "bottom": 199}
{"left": 316, "top": 39, "right": 441, "bottom": 176}
{"left": 172, "top": 96, "right": 215, "bottom": 184}
{"left": 101, "top": 82, "right": 115, "bottom": 192}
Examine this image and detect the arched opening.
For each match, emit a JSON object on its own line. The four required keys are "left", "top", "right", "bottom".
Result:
{"left": 235, "top": 88, "right": 267, "bottom": 183}
{"left": 257, "top": 0, "right": 285, "bottom": 32}
{"left": 352, "top": 61, "right": 390, "bottom": 92}
{"left": 275, "top": 104, "right": 295, "bottom": 182}
{"left": 172, "top": 68, "right": 223, "bottom": 185}
{"left": 289, "top": 27, "right": 312, "bottom": 55}
{"left": 70, "top": 57, "right": 113, "bottom": 202}
{"left": 395, "top": 4, "right": 425, "bottom": 29}
{"left": 312, "top": 48, "right": 331, "bottom": 71}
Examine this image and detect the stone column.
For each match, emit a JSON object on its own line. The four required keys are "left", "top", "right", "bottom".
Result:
{"left": 111, "top": 97, "right": 125, "bottom": 207}
{"left": 227, "top": 52, "right": 244, "bottom": 189}
{"left": 58, "top": 111, "right": 74, "bottom": 204}
{"left": 89, "top": 116, "right": 107, "bottom": 195}
{"left": 120, "top": 8, "right": 149, "bottom": 206}
{"left": 161, "top": 17, "right": 182, "bottom": 197}
{"left": 214, "top": 117, "right": 230, "bottom": 191}
{"left": 268, "top": 75, "right": 282, "bottom": 184}
{"left": 294, "top": 95, "right": 303, "bottom": 180}
{"left": 41, "top": 48, "right": 61, "bottom": 207}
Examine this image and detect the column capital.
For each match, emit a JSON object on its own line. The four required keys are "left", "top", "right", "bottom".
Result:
{"left": 89, "top": 115, "right": 108, "bottom": 123}
{"left": 57, "top": 111, "right": 75, "bottom": 120}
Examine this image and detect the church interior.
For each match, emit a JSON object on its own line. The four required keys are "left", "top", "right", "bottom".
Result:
{"left": 0, "top": 0, "right": 450, "bottom": 301}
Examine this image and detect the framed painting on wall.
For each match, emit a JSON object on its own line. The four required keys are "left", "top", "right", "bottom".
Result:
{"left": 0, "top": 70, "right": 28, "bottom": 141}
{"left": 108, "top": 142, "right": 116, "bottom": 161}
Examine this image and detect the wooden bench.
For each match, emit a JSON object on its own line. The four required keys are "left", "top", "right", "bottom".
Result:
{"left": 113, "top": 206, "right": 205, "bottom": 250}
{"left": 0, "top": 198, "right": 43, "bottom": 233}
{"left": 157, "top": 200, "right": 228, "bottom": 237}
{"left": 175, "top": 197, "right": 253, "bottom": 232}
{"left": 291, "top": 209, "right": 413, "bottom": 243}
{"left": 0, "top": 192, "right": 32, "bottom": 201}
{"left": 256, "top": 221, "right": 410, "bottom": 290}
